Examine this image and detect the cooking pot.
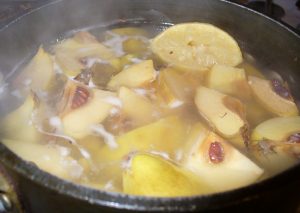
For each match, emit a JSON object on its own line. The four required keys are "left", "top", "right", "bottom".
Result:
{"left": 0, "top": 0, "right": 299, "bottom": 212}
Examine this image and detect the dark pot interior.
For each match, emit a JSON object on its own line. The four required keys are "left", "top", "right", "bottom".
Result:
{"left": 0, "top": 0, "right": 299, "bottom": 212}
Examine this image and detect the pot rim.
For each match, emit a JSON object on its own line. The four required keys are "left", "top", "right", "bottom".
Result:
{"left": 0, "top": 0, "right": 299, "bottom": 211}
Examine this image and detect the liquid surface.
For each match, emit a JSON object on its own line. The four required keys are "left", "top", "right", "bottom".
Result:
{"left": 0, "top": 22, "right": 299, "bottom": 197}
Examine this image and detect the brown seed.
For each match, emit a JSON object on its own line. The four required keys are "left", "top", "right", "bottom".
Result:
{"left": 209, "top": 142, "right": 224, "bottom": 164}
{"left": 287, "top": 133, "right": 300, "bottom": 143}
{"left": 71, "top": 86, "right": 90, "bottom": 109}
{"left": 271, "top": 79, "right": 291, "bottom": 99}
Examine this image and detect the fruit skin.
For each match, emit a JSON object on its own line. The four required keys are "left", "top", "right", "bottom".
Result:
{"left": 194, "top": 86, "right": 247, "bottom": 148}
{"left": 207, "top": 64, "right": 251, "bottom": 100}
{"left": 97, "top": 116, "right": 187, "bottom": 163}
{"left": 0, "top": 94, "right": 41, "bottom": 142}
{"left": 14, "top": 47, "right": 54, "bottom": 92}
{"left": 123, "top": 153, "right": 212, "bottom": 197}
{"left": 182, "top": 123, "right": 263, "bottom": 192}
{"left": 151, "top": 23, "right": 243, "bottom": 72}
{"left": 107, "top": 60, "right": 156, "bottom": 90}
{"left": 250, "top": 116, "right": 300, "bottom": 174}
{"left": 248, "top": 76, "right": 298, "bottom": 117}
{"left": 118, "top": 87, "right": 158, "bottom": 126}
{"left": 62, "top": 88, "right": 116, "bottom": 139}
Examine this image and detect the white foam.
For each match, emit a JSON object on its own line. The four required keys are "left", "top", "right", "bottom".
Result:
{"left": 91, "top": 124, "right": 118, "bottom": 149}
{"left": 103, "top": 96, "right": 122, "bottom": 107}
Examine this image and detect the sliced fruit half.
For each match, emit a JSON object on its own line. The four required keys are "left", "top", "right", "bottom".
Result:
{"left": 248, "top": 76, "right": 298, "bottom": 117}
{"left": 151, "top": 23, "right": 243, "bottom": 72}
{"left": 250, "top": 116, "right": 300, "bottom": 174}
{"left": 194, "top": 86, "right": 248, "bottom": 148}
{"left": 182, "top": 123, "right": 263, "bottom": 192}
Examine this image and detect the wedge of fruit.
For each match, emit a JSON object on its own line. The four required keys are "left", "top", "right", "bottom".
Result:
{"left": 123, "top": 153, "right": 212, "bottom": 197}
{"left": 151, "top": 23, "right": 243, "bottom": 72}
{"left": 60, "top": 82, "right": 116, "bottom": 139}
{"left": 118, "top": 87, "right": 158, "bottom": 126}
{"left": 182, "top": 124, "right": 263, "bottom": 191}
{"left": 0, "top": 94, "right": 41, "bottom": 142}
{"left": 207, "top": 64, "right": 251, "bottom": 100}
{"left": 54, "top": 31, "right": 116, "bottom": 76}
{"left": 250, "top": 117, "right": 300, "bottom": 174}
{"left": 107, "top": 60, "right": 156, "bottom": 90}
{"left": 98, "top": 116, "right": 187, "bottom": 163}
{"left": 122, "top": 38, "right": 149, "bottom": 56}
{"left": 14, "top": 47, "right": 54, "bottom": 92}
{"left": 194, "top": 86, "right": 248, "bottom": 148}
{"left": 156, "top": 67, "right": 200, "bottom": 108}
{"left": 2, "top": 139, "right": 83, "bottom": 180}
{"left": 248, "top": 76, "right": 298, "bottom": 117}
{"left": 251, "top": 116, "right": 300, "bottom": 142}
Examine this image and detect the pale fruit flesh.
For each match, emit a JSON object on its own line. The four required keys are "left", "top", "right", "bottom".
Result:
{"left": 151, "top": 23, "right": 243, "bottom": 72}
{"left": 118, "top": 87, "right": 158, "bottom": 126}
{"left": 97, "top": 116, "right": 188, "bottom": 163}
{"left": 248, "top": 76, "right": 298, "bottom": 117}
{"left": 251, "top": 116, "right": 300, "bottom": 142}
{"left": 0, "top": 94, "right": 41, "bottom": 142}
{"left": 62, "top": 88, "right": 116, "bottom": 139}
{"left": 250, "top": 116, "right": 300, "bottom": 174}
{"left": 107, "top": 60, "right": 156, "bottom": 90}
{"left": 182, "top": 124, "right": 263, "bottom": 191}
{"left": 194, "top": 86, "right": 247, "bottom": 145}
{"left": 14, "top": 47, "right": 54, "bottom": 92}
{"left": 2, "top": 139, "right": 83, "bottom": 180}
{"left": 207, "top": 64, "right": 251, "bottom": 100}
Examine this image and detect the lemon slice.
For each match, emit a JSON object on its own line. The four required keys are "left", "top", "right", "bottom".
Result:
{"left": 151, "top": 23, "right": 243, "bottom": 72}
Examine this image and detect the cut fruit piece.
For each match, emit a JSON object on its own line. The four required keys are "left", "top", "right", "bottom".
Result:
{"left": 182, "top": 125, "right": 263, "bottom": 192}
{"left": 98, "top": 116, "right": 187, "bottom": 163}
{"left": 251, "top": 116, "right": 300, "bottom": 142}
{"left": 151, "top": 23, "right": 243, "bottom": 72}
{"left": 61, "top": 84, "right": 117, "bottom": 139}
{"left": 14, "top": 47, "right": 54, "bottom": 92}
{"left": 207, "top": 64, "right": 251, "bottom": 100}
{"left": 122, "top": 38, "right": 149, "bottom": 56}
{"left": 250, "top": 140, "right": 299, "bottom": 175}
{"left": 250, "top": 117, "right": 300, "bottom": 174}
{"left": 2, "top": 139, "right": 83, "bottom": 180}
{"left": 156, "top": 67, "right": 200, "bottom": 108}
{"left": 54, "top": 31, "right": 116, "bottom": 76}
{"left": 123, "top": 153, "right": 212, "bottom": 197}
{"left": 118, "top": 87, "right": 158, "bottom": 126}
{"left": 248, "top": 76, "right": 298, "bottom": 117}
{"left": 0, "top": 94, "right": 41, "bottom": 142}
{"left": 194, "top": 86, "right": 248, "bottom": 147}
{"left": 107, "top": 60, "right": 156, "bottom": 90}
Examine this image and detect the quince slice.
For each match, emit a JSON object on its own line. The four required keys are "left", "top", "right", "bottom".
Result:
{"left": 123, "top": 153, "right": 212, "bottom": 196}
{"left": 151, "top": 23, "right": 242, "bottom": 72}
{"left": 182, "top": 123, "right": 263, "bottom": 191}
{"left": 248, "top": 76, "right": 298, "bottom": 117}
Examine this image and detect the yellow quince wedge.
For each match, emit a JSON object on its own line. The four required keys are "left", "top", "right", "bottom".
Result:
{"left": 123, "top": 153, "right": 212, "bottom": 197}
{"left": 151, "top": 23, "right": 242, "bottom": 72}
